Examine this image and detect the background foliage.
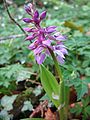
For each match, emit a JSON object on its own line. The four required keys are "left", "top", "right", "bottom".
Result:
{"left": 0, "top": 0, "right": 90, "bottom": 120}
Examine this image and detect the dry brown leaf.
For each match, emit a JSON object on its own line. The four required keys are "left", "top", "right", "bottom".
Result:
{"left": 45, "top": 108, "right": 56, "bottom": 120}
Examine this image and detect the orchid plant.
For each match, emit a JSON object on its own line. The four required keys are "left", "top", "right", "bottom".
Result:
{"left": 23, "top": 2, "right": 69, "bottom": 120}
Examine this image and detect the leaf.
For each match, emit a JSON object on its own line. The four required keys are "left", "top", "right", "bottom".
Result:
{"left": 64, "top": 21, "right": 84, "bottom": 32}
{"left": 17, "top": 70, "right": 31, "bottom": 82}
{"left": 1, "top": 95, "right": 17, "bottom": 111}
{"left": 70, "top": 104, "right": 82, "bottom": 115}
{"left": 76, "top": 83, "right": 88, "bottom": 100}
{"left": 0, "top": 110, "right": 13, "bottom": 120}
{"left": 85, "top": 67, "right": 90, "bottom": 76}
{"left": 75, "top": 77, "right": 90, "bottom": 100}
{"left": 85, "top": 106, "right": 90, "bottom": 116}
{"left": 40, "top": 65, "right": 59, "bottom": 107}
{"left": 0, "top": 64, "right": 33, "bottom": 88}
{"left": 33, "top": 86, "right": 42, "bottom": 96}
{"left": 21, "top": 101, "right": 33, "bottom": 112}
{"left": 82, "top": 96, "right": 90, "bottom": 107}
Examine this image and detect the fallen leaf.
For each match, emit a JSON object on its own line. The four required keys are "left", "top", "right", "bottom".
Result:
{"left": 45, "top": 108, "right": 56, "bottom": 120}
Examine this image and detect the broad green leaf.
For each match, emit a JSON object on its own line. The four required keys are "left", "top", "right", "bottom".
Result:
{"left": 40, "top": 64, "right": 59, "bottom": 107}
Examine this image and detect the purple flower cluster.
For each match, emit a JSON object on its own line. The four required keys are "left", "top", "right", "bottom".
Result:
{"left": 23, "top": 3, "right": 68, "bottom": 64}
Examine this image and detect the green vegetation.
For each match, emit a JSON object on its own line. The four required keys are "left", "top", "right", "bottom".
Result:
{"left": 0, "top": 0, "right": 90, "bottom": 120}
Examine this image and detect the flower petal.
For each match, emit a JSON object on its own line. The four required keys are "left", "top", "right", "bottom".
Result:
{"left": 57, "top": 56, "right": 65, "bottom": 64}
{"left": 23, "top": 28, "right": 35, "bottom": 32}
{"left": 56, "top": 35, "right": 66, "bottom": 41}
{"left": 28, "top": 42, "right": 35, "bottom": 50}
{"left": 60, "top": 48, "right": 68, "bottom": 55}
{"left": 35, "top": 53, "right": 46, "bottom": 64}
{"left": 26, "top": 34, "right": 35, "bottom": 40}
{"left": 46, "top": 26, "right": 57, "bottom": 33}
{"left": 23, "top": 18, "right": 33, "bottom": 23}
{"left": 42, "top": 40, "right": 51, "bottom": 46}
{"left": 34, "top": 46, "right": 43, "bottom": 55}
{"left": 54, "top": 50, "right": 65, "bottom": 58}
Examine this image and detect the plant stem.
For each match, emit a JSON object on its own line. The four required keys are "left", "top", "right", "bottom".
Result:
{"left": 48, "top": 47, "right": 66, "bottom": 120}
{"left": 64, "top": 86, "right": 70, "bottom": 120}
{"left": 48, "top": 47, "right": 62, "bottom": 81}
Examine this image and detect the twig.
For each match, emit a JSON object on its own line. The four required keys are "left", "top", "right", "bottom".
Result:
{"left": 3, "top": 0, "right": 27, "bottom": 37}
{"left": 0, "top": 34, "right": 24, "bottom": 41}
{"left": 26, "top": 79, "right": 41, "bottom": 85}
{"left": 30, "top": 100, "right": 48, "bottom": 118}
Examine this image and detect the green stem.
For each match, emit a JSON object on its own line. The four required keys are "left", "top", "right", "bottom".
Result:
{"left": 64, "top": 86, "right": 70, "bottom": 120}
{"left": 48, "top": 48, "right": 65, "bottom": 120}
{"left": 48, "top": 47, "right": 62, "bottom": 81}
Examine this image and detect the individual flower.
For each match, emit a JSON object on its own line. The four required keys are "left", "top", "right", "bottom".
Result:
{"left": 23, "top": 3, "right": 68, "bottom": 64}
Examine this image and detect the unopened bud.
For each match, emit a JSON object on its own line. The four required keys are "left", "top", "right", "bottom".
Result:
{"left": 40, "top": 11, "right": 47, "bottom": 20}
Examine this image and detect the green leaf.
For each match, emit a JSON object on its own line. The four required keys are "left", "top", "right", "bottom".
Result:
{"left": 33, "top": 86, "right": 42, "bottom": 96}
{"left": 76, "top": 83, "right": 88, "bottom": 101}
{"left": 75, "top": 77, "right": 90, "bottom": 100}
{"left": 70, "top": 104, "right": 82, "bottom": 115}
{"left": 21, "top": 101, "right": 33, "bottom": 112}
{"left": 1, "top": 95, "right": 17, "bottom": 111}
{"left": 85, "top": 106, "right": 90, "bottom": 116}
{"left": 40, "top": 64, "right": 59, "bottom": 107}
{"left": 82, "top": 96, "right": 90, "bottom": 107}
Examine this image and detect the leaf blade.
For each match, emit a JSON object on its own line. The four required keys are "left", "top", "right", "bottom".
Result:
{"left": 40, "top": 64, "right": 59, "bottom": 107}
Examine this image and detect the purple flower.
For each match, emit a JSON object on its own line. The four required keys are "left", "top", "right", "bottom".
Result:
{"left": 45, "top": 26, "right": 57, "bottom": 33}
{"left": 23, "top": 3, "right": 68, "bottom": 64}
{"left": 35, "top": 53, "right": 46, "bottom": 64}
